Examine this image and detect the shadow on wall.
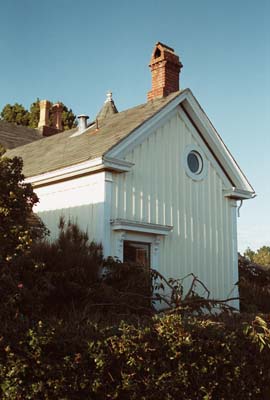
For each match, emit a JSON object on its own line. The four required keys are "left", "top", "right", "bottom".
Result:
{"left": 37, "top": 202, "right": 105, "bottom": 244}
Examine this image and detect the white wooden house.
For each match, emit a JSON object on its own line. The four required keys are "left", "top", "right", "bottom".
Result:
{"left": 6, "top": 42, "right": 255, "bottom": 302}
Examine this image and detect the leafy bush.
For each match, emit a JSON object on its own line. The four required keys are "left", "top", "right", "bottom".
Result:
{"left": 0, "top": 218, "right": 102, "bottom": 321}
{"left": 0, "top": 314, "right": 269, "bottom": 399}
{"left": 239, "top": 254, "right": 270, "bottom": 313}
{"left": 0, "top": 217, "right": 153, "bottom": 323}
{"left": 0, "top": 156, "right": 43, "bottom": 264}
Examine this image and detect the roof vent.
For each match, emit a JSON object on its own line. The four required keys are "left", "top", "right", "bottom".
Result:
{"left": 77, "top": 115, "right": 89, "bottom": 132}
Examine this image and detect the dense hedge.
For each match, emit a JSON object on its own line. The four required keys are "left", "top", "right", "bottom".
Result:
{"left": 1, "top": 219, "right": 270, "bottom": 399}
{"left": 0, "top": 314, "right": 270, "bottom": 399}
{"left": 239, "top": 254, "right": 270, "bottom": 313}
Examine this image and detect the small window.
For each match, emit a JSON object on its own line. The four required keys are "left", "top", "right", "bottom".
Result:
{"left": 183, "top": 145, "right": 207, "bottom": 181}
{"left": 123, "top": 241, "right": 150, "bottom": 267}
{"left": 187, "top": 151, "right": 203, "bottom": 174}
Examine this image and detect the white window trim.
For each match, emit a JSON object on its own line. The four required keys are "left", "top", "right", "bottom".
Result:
{"left": 182, "top": 144, "right": 208, "bottom": 181}
{"left": 113, "top": 230, "right": 162, "bottom": 269}
{"left": 111, "top": 220, "right": 172, "bottom": 269}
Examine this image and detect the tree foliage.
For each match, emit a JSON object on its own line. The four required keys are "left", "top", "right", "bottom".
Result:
{"left": 28, "top": 98, "right": 40, "bottom": 128}
{"left": 0, "top": 156, "right": 41, "bottom": 264}
{"left": 1, "top": 99, "right": 76, "bottom": 130}
{"left": 61, "top": 103, "right": 77, "bottom": 130}
{"left": 244, "top": 246, "right": 270, "bottom": 267}
{"left": 0, "top": 103, "right": 30, "bottom": 126}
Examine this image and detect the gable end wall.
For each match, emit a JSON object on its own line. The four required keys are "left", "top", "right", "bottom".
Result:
{"left": 111, "top": 109, "right": 238, "bottom": 301}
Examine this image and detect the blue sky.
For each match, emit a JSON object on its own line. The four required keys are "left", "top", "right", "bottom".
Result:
{"left": 1, "top": 0, "right": 269, "bottom": 253}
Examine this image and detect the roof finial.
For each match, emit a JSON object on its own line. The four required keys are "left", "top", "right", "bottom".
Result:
{"left": 105, "top": 91, "right": 112, "bottom": 103}
{"left": 96, "top": 91, "right": 118, "bottom": 121}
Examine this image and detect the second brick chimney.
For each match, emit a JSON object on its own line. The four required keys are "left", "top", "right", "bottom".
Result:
{"left": 52, "top": 103, "right": 63, "bottom": 131}
{"left": 147, "top": 42, "right": 183, "bottom": 101}
{"left": 38, "top": 100, "right": 63, "bottom": 136}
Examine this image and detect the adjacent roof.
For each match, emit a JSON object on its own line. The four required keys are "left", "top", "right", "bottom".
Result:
{"left": 0, "top": 120, "right": 42, "bottom": 150}
{"left": 6, "top": 91, "right": 181, "bottom": 178}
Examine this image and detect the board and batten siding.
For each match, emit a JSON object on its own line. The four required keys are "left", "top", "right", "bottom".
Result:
{"left": 111, "top": 107, "right": 238, "bottom": 300}
{"left": 34, "top": 172, "right": 106, "bottom": 245}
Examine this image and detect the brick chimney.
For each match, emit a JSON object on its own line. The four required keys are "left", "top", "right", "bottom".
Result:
{"left": 38, "top": 100, "right": 51, "bottom": 129}
{"left": 52, "top": 103, "right": 63, "bottom": 131}
{"left": 147, "top": 42, "right": 183, "bottom": 101}
{"left": 38, "top": 100, "right": 63, "bottom": 136}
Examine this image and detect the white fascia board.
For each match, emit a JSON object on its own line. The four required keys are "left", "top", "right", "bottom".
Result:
{"left": 111, "top": 219, "right": 173, "bottom": 236}
{"left": 182, "top": 90, "right": 255, "bottom": 194}
{"left": 25, "top": 157, "right": 134, "bottom": 187}
{"left": 106, "top": 90, "right": 189, "bottom": 159}
{"left": 223, "top": 188, "right": 255, "bottom": 200}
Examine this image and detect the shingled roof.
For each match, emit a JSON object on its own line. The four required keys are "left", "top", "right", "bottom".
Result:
{"left": 0, "top": 120, "right": 42, "bottom": 150}
{"left": 6, "top": 91, "right": 182, "bottom": 178}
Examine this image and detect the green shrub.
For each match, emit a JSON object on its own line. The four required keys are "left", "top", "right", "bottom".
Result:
{"left": 0, "top": 218, "right": 153, "bottom": 323}
{"left": 0, "top": 156, "right": 44, "bottom": 264}
{"left": 0, "top": 314, "right": 269, "bottom": 399}
{"left": 0, "top": 219, "right": 103, "bottom": 321}
{"left": 239, "top": 254, "right": 270, "bottom": 313}
{"left": 1, "top": 214, "right": 270, "bottom": 399}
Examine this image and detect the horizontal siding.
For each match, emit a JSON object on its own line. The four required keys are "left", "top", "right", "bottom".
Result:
{"left": 111, "top": 109, "right": 236, "bottom": 300}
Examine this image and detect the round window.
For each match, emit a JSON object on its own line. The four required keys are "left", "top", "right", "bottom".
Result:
{"left": 187, "top": 151, "right": 203, "bottom": 175}
{"left": 183, "top": 145, "right": 207, "bottom": 181}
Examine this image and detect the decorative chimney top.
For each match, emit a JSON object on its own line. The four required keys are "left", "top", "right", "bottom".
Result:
{"left": 147, "top": 42, "right": 183, "bottom": 101}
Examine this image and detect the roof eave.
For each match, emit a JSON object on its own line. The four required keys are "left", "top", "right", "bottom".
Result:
{"left": 223, "top": 188, "right": 256, "bottom": 200}
{"left": 25, "top": 156, "right": 134, "bottom": 187}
